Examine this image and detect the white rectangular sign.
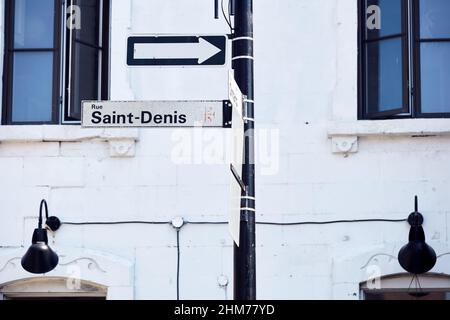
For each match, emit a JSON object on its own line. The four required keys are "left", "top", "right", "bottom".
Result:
{"left": 82, "top": 100, "right": 228, "bottom": 128}
{"left": 228, "top": 71, "right": 245, "bottom": 246}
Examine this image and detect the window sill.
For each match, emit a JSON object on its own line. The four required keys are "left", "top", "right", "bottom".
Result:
{"left": 327, "top": 119, "right": 450, "bottom": 154}
{"left": 0, "top": 125, "right": 139, "bottom": 157}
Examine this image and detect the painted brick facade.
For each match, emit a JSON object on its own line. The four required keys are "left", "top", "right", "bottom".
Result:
{"left": 0, "top": 0, "right": 449, "bottom": 300}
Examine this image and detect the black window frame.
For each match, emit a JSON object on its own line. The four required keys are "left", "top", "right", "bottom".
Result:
{"left": 2, "top": 0, "right": 62, "bottom": 125}
{"left": 64, "top": 0, "right": 110, "bottom": 122}
{"left": 1, "top": 0, "right": 110, "bottom": 125}
{"left": 413, "top": 0, "right": 450, "bottom": 119}
{"left": 358, "top": 0, "right": 450, "bottom": 120}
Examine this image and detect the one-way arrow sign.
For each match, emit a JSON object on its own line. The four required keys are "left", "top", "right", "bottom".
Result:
{"left": 127, "top": 35, "right": 226, "bottom": 66}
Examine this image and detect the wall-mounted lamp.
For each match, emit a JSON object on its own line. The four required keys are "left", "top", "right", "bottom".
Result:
{"left": 398, "top": 196, "right": 437, "bottom": 275}
{"left": 21, "top": 200, "right": 61, "bottom": 274}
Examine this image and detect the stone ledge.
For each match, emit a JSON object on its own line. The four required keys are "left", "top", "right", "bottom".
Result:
{"left": 328, "top": 119, "right": 450, "bottom": 138}
{"left": 327, "top": 119, "right": 450, "bottom": 154}
{"left": 0, "top": 126, "right": 140, "bottom": 157}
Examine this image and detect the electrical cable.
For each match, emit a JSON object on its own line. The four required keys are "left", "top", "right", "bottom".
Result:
{"left": 61, "top": 216, "right": 407, "bottom": 300}
{"left": 185, "top": 221, "right": 228, "bottom": 225}
{"left": 176, "top": 228, "right": 181, "bottom": 301}
{"left": 63, "top": 218, "right": 407, "bottom": 227}
{"left": 62, "top": 221, "right": 171, "bottom": 226}
{"left": 256, "top": 218, "right": 408, "bottom": 226}
{"left": 228, "top": 0, "right": 233, "bottom": 30}
{"left": 221, "top": 0, "right": 233, "bottom": 32}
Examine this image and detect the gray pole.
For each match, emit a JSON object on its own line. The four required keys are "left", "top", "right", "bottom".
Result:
{"left": 232, "top": 0, "right": 256, "bottom": 300}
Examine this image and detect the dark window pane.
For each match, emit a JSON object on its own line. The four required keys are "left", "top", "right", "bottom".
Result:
{"left": 14, "top": 0, "right": 54, "bottom": 49}
{"left": 12, "top": 52, "right": 54, "bottom": 122}
{"left": 420, "top": 42, "right": 450, "bottom": 113}
{"left": 73, "top": 0, "right": 100, "bottom": 46}
{"left": 366, "top": 0, "right": 402, "bottom": 39}
{"left": 420, "top": 0, "right": 450, "bottom": 39}
{"left": 69, "top": 43, "right": 100, "bottom": 118}
{"left": 366, "top": 38, "right": 404, "bottom": 114}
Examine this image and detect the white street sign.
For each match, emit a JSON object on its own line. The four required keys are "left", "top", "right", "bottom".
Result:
{"left": 81, "top": 100, "right": 229, "bottom": 128}
{"left": 228, "top": 71, "right": 245, "bottom": 246}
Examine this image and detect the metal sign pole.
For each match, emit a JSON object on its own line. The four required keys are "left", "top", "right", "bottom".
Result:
{"left": 232, "top": 0, "right": 256, "bottom": 301}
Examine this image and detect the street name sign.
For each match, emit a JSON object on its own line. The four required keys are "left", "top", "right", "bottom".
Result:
{"left": 81, "top": 100, "right": 231, "bottom": 128}
{"left": 127, "top": 35, "right": 227, "bottom": 66}
{"left": 228, "top": 71, "right": 245, "bottom": 246}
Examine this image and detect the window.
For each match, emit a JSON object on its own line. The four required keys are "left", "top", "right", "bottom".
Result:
{"left": 359, "top": 0, "right": 450, "bottom": 119}
{"left": 2, "top": 0, "right": 110, "bottom": 125}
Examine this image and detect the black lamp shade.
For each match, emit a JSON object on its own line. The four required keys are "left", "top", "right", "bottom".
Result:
{"left": 398, "top": 197, "right": 437, "bottom": 275}
{"left": 21, "top": 228, "right": 59, "bottom": 274}
{"left": 398, "top": 241, "right": 437, "bottom": 274}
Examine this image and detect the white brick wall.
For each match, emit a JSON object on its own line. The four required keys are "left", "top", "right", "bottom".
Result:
{"left": 0, "top": 0, "right": 450, "bottom": 300}
{"left": 23, "top": 157, "right": 85, "bottom": 187}
{"left": 0, "top": 158, "right": 24, "bottom": 186}
{"left": 0, "top": 142, "right": 60, "bottom": 157}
